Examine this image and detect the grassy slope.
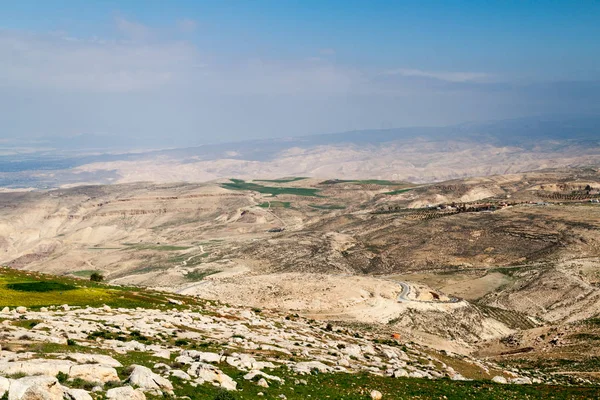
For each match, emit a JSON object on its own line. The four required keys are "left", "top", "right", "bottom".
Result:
{"left": 1, "top": 267, "right": 598, "bottom": 399}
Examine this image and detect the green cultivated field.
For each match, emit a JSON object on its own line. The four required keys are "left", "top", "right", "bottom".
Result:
{"left": 254, "top": 177, "right": 308, "bottom": 183}
{"left": 257, "top": 201, "right": 291, "bottom": 208}
{"left": 221, "top": 179, "right": 321, "bottom": 197}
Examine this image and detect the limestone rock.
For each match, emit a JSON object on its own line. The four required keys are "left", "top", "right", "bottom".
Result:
{"left": 257, "top": 378, "right": 269, "bottom": 388}
{"left": 62, "top": 388, "right": 93, "bottom": 400}
{"left": 106, "top": 386, "right": 146, "bottom": 400}
{"left": 188, "top": 362, "right": 237, "bottom": 391}
{"left": 0, "top": 376, "right": 9, "bottom": 398}
{"left": 126, "top": 364, "right": 174, "bottom": 394}
{"left": 370, "top": 390, "right": 383, "bottom": 400}
{"left": 69, "top": 364, "right": 120, "bottom": 383}
{"left": 8, "top": 376, "right": 64, "bottom": 400}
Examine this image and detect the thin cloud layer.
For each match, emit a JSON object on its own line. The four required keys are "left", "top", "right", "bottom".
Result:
{"left": 0, "top": 16, "right": 597, "bottom": 145}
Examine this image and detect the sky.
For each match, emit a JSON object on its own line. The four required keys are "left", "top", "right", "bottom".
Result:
{"left": 1, "top": 0, "right": 599, "bottom": 148}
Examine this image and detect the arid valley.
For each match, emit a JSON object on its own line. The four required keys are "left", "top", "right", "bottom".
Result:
{"left": 2, "top": 168, "right": 600, "bottom": 398}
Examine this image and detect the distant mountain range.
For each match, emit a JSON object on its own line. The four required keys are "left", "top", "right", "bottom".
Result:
{"left": 1, "top": 115, "right": 600, "bottom": 189}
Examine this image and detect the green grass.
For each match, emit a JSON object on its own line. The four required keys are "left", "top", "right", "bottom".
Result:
{"left": 322, "top": 179, "right": 404, "bottom": 186}
{"left": 221, "top": 179, "right": 321, "bottom": 197}
{"left": 0, "top": 267, "right": 190, "bottom": 309}
{"left": 383, "top": 188, "right": 414, "bottom": 195}
{"left": 6, "top": 281, "right": 76, "bottom": 293}
{"left": 309, "top": 204, "right": 346, "bottom": 210}
{"left": 70, "top": 270, "right": 98, "bottom": 278}
{"left": 185, "top": 269, "right": 221, "bottom": 281}
{"left": 122, "top": 243, "right": 191, "bottom": 251}
{"left": 257, "top": 201, "right": 291, "bottom": 208}
{"left": 254, "top": 177, "right": 308, "bottom": 183}
{"left": 164, "top": 367, "right": 600, "bottom": 400}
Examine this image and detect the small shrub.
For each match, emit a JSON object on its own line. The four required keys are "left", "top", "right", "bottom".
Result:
{"left": 56, "top": 371, "right": 69, "bottom": 383}
{"left": 67, "top": 339, "right": 77, "bottom": 346}
{"left": 104, "top": 380, "right": 122, "bottom": 389}
{"left": 213, "top": 390, "right": 236, "bottom": 400}
{"left": 175, "top": 339, "right": 189, "bottom": 346}
{"left": 90, "top": 272, "right": 104, "bottom": 282}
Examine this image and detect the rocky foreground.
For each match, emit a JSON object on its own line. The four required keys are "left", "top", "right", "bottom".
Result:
{"left": 0, "top": 299, "right": 544, "bottom": 400}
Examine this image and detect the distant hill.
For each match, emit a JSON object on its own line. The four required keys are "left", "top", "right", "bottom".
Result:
{"left": 1, "top": 115, "right": 599, "bottom": 188}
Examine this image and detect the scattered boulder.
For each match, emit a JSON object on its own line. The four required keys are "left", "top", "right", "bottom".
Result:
{"left": 126, "top": 365, "right": 174, "bottom": 395}
{"left": 510, "top": 377, "right": 533, "bottom": 384}
{"left": 292, "top": 361, "right": 332, "bottom": 374}
{"left": 8, "top": 376, "right": 64, "bottom": 400}
{"left": 188, "top": 362, "right": 237, "bottom": 391}
{"left": 16, "top": 306, "right": 27, "bottom": 314}
{"left": 257, "top": 378, "right": 269, "bottom": 388}
{"left": 370, "top": 390, "right": 383, "bottom": 400}
{"left": 171, "top": 370, "right": 191, "bottom": 381}
{"left": 63, "top": 388, "right": 93, "bottom": 400}
{"left": 0, "top": 376, "right": 9, "bottom": 397}
{"left": 70, "top": 364, "right": 120, "bottom": 383}
{"left": 243, "top": 370, "right": 283, "bottom": 383}
{"left": 105, "top": 386, "right": 146, "bottom": 400}
{"left": 492, "top": 376, "right": 508, "bottom": 384}
{"left": 63, "top": 354, "right": 122, "bottom": 368}
{"left": 0, "top": 360, "right": 73, "bottom": 377}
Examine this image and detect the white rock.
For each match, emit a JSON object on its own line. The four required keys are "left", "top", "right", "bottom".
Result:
{"left": 126, "top": 365, "right": 174, "bottom": 394}
{"left": 63, "top": 388, "right": 93, "bottom": 400}
{"left": 492, "top": 376, "right": 508, "bottom": 384}
{"left": 70, "top": 364, "right": 120, "bottom": 383}
{"left": 338, "top": 358, "right": 350, "bottom": 367}
{"left": 451, "top": 373, "right": 470, "bottom": 381}
{"left": 61, "top": 305, "right": 70, "bottom": 311}
{"left": 171, "top": 370, "right": 191, "bottom": 381}
{"left": 510, "top": 377, "right": 532, "bottom": 385}
{"left": 105, "top": 386, "right": 146, "bottom": 400}
{"left": 243, "top": 370, "right": 283, "bottom": 383}
{"left": 152, "top": 349, "right": 171, "bottom": 360}
{"left": 188, "top": 363, "right": 237, "bottom": 391}
{"left": 1, "top": 307, "right": 9, "bottom": 314}
{"left": 292, "top": 361, "right": 332, "bottom": 374}
{"left": 8, "top": 376, "right": 64, "bottom": 400}
{"left": 153, "top": 363, "right": 171, "bottom": 372}
{"left": 257, "top": 378, "right": 269, "bottom": 388}
{"left": 0, "top": 360, "right": 73, "bottom": 377}
{"left": 0, "top": 376, "right": 9, "bottom": 398}
{"left": 63, "top": 353, "right": 122, "bottom": 368}
{"left": 370, "top": 390, "right": 383, "bottom": 400}
{"left": 175, "top": 355, "right": 194, "bottom": 365}
{"left": 16, "top": 307, "right": 27, "bottom": 314}
{"left": 392, "top": 369, "right": 408, "bottom": 378}
{"left": 183, "top": 350, "right": 221, "bottom": 364}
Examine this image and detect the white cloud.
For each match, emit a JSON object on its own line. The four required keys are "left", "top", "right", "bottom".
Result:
{"left": 0, "top": 29, "right": 362, "bottom": 95}
{"left": 114, "top": 16, "right": 151, "bottom": 41}
{"left": 383, "top": 68, "right": 491, "bottom": 83}
{"left": 0, "top": 30, "right": 201, "bottom": 92}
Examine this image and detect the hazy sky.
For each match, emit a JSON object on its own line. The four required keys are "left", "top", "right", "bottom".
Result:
{"left": 1, "top": 0, "right": 599, "bottom": 148}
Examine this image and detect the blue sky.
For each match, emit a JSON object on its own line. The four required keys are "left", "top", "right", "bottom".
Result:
{"left": 1, "top": 0, "right": 599, "bottom": 147}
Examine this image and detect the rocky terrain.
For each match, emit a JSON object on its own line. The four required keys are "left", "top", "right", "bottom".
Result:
{"left": 2, "top": 168, "right": 600, "bottom": 398}
{"left": 0, "top": 268, "right": 597, "bottom": 400}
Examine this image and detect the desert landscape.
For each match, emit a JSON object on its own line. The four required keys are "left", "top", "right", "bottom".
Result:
{"left": 2, "top": 168, "right": 600, "bottom": 398}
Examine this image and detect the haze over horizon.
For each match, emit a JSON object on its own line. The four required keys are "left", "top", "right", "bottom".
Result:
{"left": 2, "top": 0, "right": 600, "bottom": 149}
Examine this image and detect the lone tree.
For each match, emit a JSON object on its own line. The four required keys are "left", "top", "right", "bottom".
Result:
{"left": 90, "top": 272, "right": 104, "bottom": 282}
